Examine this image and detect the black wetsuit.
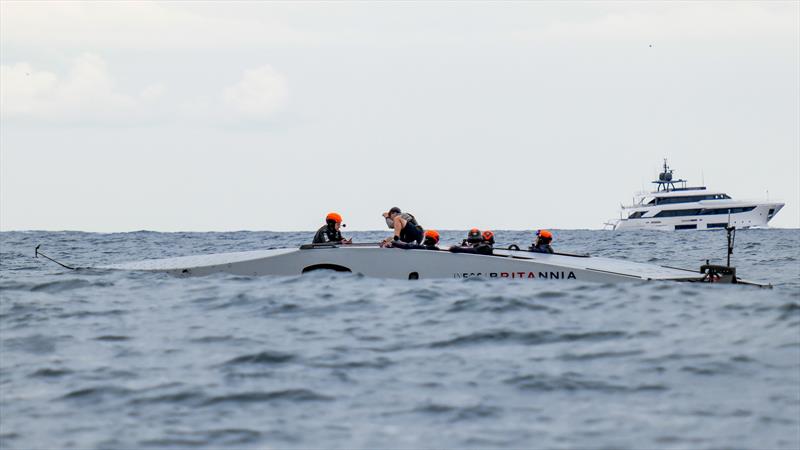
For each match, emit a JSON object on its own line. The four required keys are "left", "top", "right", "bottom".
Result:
{"left": 449, "top": 243, "right": 493, "bottom": 255}
{"left": 313, "top": 224, "right": 344, "bottom": 244}
{"left": 529, "top": 243, "right": 554, "bottom": 254}
{"left": 397, "top": 213, "right": 424, "bottom": 244}
{"left": 390, "top": 241, "right": 439, "bottom": 251}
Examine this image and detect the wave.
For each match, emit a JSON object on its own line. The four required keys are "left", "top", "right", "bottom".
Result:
{"left": 308, "top": 356, "right": 393, "bottom": 370}
{"left": 29, "top": 279, "right": 92, "bottom": 293}
{"left": 129, "top": 390, "right": 207, "bottom": 405}
{"left": 505, "top": 372, "right": 668, "bottom": 393}
{"left": 428, "top": 329, "right": 627, "bottom": 348}
{"left": 30, "top": 368, "right": 73, "bottom": 377}
{"left": 447, "top": 296, "right": 560, "bottom": 313}
{"left": 222, "top": 351, "right": 295, "bottom": 366}
{"left": 139, "top": 428, "right": 262, "bottom": 447}
{"left": 94, "top": 335, "right": 130, "bottom": 341}
{"left": 201, "top": 389, "right": 331, "bottom": 405}
{"left": 558, "top": 350, "right": 644, "bottom": 361}
{"left": 412, "top": 403, "right": 500, "bottom": 421}
{"left": 61, "top": 386, "right": 133, "bottom": 401}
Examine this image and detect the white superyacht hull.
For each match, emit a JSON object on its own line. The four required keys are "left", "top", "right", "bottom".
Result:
{"left": 615, "top": 202, "right": 784, "bottom": 231}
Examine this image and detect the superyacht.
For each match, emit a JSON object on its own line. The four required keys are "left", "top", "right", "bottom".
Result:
{"left": 612, "top": 160, "right": 784, "bottom": 231}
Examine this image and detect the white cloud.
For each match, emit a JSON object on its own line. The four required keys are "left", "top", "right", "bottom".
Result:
{"left": 0, "top": 53, "right": 163, "bottom": 121}
{"left": 1, "top": 55, "right": 289, "bottom": 124}
{"left": 221, "top": 66, "right": 289, "bottom": 119}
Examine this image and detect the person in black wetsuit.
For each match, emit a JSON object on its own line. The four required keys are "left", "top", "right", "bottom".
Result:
{"left": 459, "top": 228, "right": 483, "bottom": 247}
{"left": 529, "top": 229, "right": 554, "bottom": 253}
{"left": 449, "top": 229, "right": 494, "bottom": 255}
{"left": 312, "top": 212, "right": 352, "bottom": 244}
{"left": 388, "top": 230, "right": 440, "bottom": 250}
{"left": 381, "top": 207, "right": 424, "bottom": 245}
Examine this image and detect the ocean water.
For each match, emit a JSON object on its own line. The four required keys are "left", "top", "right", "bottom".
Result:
{"left": 1, "top": 229, "right": 798, "bottom": 449}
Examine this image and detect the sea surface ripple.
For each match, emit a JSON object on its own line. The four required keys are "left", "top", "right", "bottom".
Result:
{"left": 1, "top": 229, "right": 799, "bottom": 449}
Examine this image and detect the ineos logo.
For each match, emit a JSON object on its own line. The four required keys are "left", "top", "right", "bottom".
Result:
{"left": 454, "top": 271, "right": 577, "bottom": 279}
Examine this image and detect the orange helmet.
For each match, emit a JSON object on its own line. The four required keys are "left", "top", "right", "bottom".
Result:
{"left": 482, "top": 230, "right": 495, "bottom": 243}
{"left": 424, "top": 229, "right": 440, "bottom": 244}
{"left": 537, "top": 229, "right": 553, "bottom": 239}
{"left": 326, "top": 212, "right": 343, "bottom": 224}
{"left": 467, "top": 228, "right": 482, "bottom": 243}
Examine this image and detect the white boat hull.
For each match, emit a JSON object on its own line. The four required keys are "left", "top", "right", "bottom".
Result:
{"left": 104, "top": 245, "right": 706, "bottom": 283}
{"left": 615, "top": 202, "right": 784, "bottom": 231}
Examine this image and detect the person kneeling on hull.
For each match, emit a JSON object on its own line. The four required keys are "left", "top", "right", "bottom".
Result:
{"left": 388, "top": 230, "right": 441, "bottom": 250}
{"left": 458, "top": 228, "right": 482, "bottom": 247}
{"left": 313, "top": 212, "right": 352, "bottom": 244}
{"left": 449, "top": 229, "right": 494, "bottom": 255}
{"left": 382, "top": 207, "right": 424, "bottom": 245}
{"left": 530, "top": 229, "right": 554, "bottom": 253}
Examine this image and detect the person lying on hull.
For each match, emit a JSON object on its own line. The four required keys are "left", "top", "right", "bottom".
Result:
{"left": 449, "top": 229, "right": 494, "bottom": 255}
{"left": 312, "top": 212, "right": 352, "bottom": 244}
{"left": 387, "top": 230, "right": 441, "bottom": 250}
{"left": 381, "top": 207, "right": 425, "bottom": 245}
{"left": 529, "top": 229, "right": 554, "bottom": 253}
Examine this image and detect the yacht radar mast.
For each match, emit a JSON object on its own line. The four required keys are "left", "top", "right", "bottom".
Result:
{"left": 652, "top": 159, "right": 687, "bottom": 192}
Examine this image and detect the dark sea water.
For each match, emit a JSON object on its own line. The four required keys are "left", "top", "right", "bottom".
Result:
{"left": 1, "top": 229, "right": 799, "bottom": 449}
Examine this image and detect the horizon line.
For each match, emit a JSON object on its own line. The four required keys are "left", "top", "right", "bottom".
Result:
{"left": 2, "top": 227, "right": 798, "bottom": 233}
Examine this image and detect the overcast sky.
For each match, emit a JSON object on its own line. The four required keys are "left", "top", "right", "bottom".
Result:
{"left": 1, "top": 1, "right": 798, "bottom": 231}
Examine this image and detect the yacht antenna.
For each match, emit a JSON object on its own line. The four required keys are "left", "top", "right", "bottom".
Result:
{"left": 652, "top": 159, "right": 687, "bottom": 192}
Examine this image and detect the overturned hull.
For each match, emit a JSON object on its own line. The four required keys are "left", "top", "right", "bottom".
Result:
{"left": 103, "top": 244, "right": 711, "bottom": 283}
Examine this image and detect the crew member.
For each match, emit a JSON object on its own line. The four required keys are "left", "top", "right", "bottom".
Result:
{"left": 461, "top": 228, "right": 483, "bottom": 247}
{"left": 382, "top": 207, "right": 424, "bottom": 245}
{"left": 313, "top": 212, "right": 352, "bottom": 244}
{"left": 530, "top": 229, "right": 554, "bottom": 253}
{"left": 481, "top": 230, "right": 495, "bottom": 247}
{"left": 450, "top": 228, "right": 494, "bottom": 255}
{"left": 422, "top": 230, "right": 440, "bottom": 249}
{"left": 388, "top": 229, "right": 440, "bottom": 250}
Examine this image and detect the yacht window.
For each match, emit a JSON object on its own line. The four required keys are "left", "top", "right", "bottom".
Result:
{"left": 699, "top": 206, "right": 756, "bottom": 215}
{"left": 628, "top": 211, "right": 646, "bottom": 219}
{"left": 654, "top": 206, "right": 756, "bottom": 218}
{"left": 654, "top": 209, "right": 703, "bottom": 217}
{"left": 655, "top": 194, "right": 728, "bottom": 205}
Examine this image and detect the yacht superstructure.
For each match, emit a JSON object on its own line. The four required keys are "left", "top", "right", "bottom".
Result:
{"left": 612, "top": 160, "right": 783, "bottom": 231}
